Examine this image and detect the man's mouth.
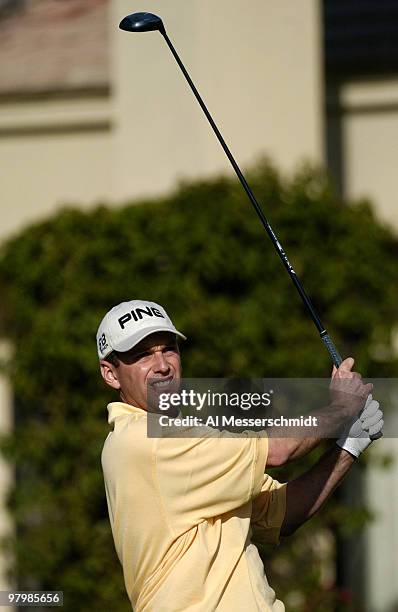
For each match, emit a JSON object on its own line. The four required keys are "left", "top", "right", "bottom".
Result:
{"left": 150, "top": 377, "right": 174, "bottom": 390}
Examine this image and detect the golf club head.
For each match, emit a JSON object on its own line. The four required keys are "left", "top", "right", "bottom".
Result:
{"left": 119, "top": 12, "right": 165, "bottom": 34}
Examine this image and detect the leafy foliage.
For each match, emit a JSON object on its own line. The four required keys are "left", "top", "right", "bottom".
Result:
{"left": 0, "top": 160, "right": 397, "bottom": 610}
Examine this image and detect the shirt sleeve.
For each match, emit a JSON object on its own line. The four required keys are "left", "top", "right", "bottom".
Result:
{"left": 250, "top": 473, "right": 287, "bottom": 545}
{"left": 154, "top": 430, "right": 268, "bottom": 535}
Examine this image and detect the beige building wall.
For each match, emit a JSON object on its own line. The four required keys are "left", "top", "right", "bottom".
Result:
{"left": 1, "top": 0, "right": 324, "bottom": 238}
{"left": 0, "top": 95, "right": 112, "bottom": 240}
{"left": 327, "top": 77, "right": 398, "bottom": 229}
{"left": 342, "top": 80, "right": 398, "bottom": 229}
{"left": 111, "top": 0, "right": 324, "bottom": 201}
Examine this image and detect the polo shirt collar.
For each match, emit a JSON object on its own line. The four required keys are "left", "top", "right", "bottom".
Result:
{"left": 107, "top": 402, "right": 146, "bottom": 425}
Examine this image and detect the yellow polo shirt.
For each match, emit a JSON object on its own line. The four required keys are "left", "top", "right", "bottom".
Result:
{"left": 101, "top": 402, "right": 286, "bottom": 611}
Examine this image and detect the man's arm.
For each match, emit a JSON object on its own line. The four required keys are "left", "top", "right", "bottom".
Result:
{"left": 251, "top": 390, "right": 383, "bottom": 542}
{"left": 280, "top": 445, "right": 353, "bottom": 536}
{"left": 267, "top": 436, "right": 322, "bottom": 467}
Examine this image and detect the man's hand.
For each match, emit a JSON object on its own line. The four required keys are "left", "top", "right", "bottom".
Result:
{"left": 266, "top": 357, "right": 376, "bottom": 467}
{"left": 329, "top": 357, "right": 373, "bottom": 419}
{"left": 336, "top": 394, "right": 384, "bottom": 458}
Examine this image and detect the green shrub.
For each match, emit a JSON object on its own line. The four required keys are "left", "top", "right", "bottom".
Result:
{"left": 0, "top": 160, "right": 397, "bottom": 610}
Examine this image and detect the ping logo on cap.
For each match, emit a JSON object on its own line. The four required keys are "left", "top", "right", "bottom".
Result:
{"left": 118, "top": 306, "right": 165, "bottom": 329}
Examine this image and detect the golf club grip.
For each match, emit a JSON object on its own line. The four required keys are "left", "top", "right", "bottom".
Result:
{"left": 320, "top": 333, "right": 342, "bottom": 368}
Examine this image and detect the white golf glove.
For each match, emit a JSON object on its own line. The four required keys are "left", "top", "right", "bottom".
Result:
{"left": 336, "top": 395, "right": 384, "bottom": 458}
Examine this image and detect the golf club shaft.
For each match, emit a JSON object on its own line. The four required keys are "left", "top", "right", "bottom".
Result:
{"left": 161, "top": 31, "right": 342, "bottom": 368}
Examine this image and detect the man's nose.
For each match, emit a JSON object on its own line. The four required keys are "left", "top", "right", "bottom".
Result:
{"left": 152, "top": 351, "right": 170, "bottom": 373}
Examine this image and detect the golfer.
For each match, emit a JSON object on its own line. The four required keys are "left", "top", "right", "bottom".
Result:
{"left": 98, "top": 299, "right": 383, "bottom": 611}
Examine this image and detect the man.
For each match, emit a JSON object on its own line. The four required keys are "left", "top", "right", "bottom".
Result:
{"left": 98, "top": 299, "right": 383, "bottom": 611}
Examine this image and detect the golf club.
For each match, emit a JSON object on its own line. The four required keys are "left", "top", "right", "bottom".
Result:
{"left": 119, "top": 11, "right": 382, "bottom": 439}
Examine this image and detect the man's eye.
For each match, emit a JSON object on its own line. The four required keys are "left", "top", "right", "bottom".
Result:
{"left": 135, "top": 351, "right": 151, "bottom": 361}
{"left": 164, "top": 346, "right": 177, "bottom": 353}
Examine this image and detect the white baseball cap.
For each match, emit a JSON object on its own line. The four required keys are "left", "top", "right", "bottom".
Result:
{"left": 96, "top": 300, "right": 186, "bottom": 360}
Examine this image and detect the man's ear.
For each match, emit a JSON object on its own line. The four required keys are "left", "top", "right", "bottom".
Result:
{"left": 100, "top": 361, "right": 121, "bottom": 390}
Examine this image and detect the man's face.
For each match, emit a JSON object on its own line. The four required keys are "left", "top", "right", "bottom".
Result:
{"left": 100, "top": 331, "right": 181, "bottom": 411}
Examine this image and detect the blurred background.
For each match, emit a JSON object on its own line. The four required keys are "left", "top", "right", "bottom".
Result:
{"left": 0, "top": 0, "right": 398, "bottom": 610}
